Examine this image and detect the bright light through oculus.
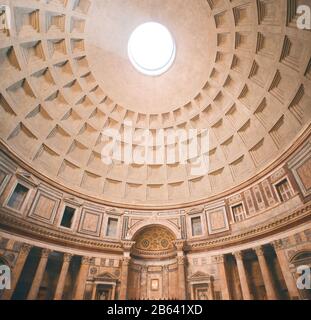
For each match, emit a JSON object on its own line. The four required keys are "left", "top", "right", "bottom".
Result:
{"left": 128, "top": 22, "right": 176, "bottom": 76}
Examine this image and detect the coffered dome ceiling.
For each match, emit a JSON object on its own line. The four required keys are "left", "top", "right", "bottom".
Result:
{"left": 0, "top": 0, "right": 310, "bottom": 208}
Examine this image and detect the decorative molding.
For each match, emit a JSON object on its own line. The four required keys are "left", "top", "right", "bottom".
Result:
{"left": 206, "top": 204, "right": 230, "bottom": 235}
{"left": 41, "top": 248, "right": 52, "bottom": 258}
{"left": 188, "top": 202, "right": 311, "bottom": 251}
{"left": 15, "top": 170, "right": 39, "bottom": 187}
{"left": 63, "top": 197, "right": 84, "bottom": 207}
{"left": 0, "top": 124, "right": 309, "bottom": 210}
{"left": 0, "top": 201, "right": 310, "bottom": 254}
{"left": 212, "top": 254, "right": 225, "bottom": 264}
{"left": 288, "top": 141, "right": 311, "bottom": 198}
{"left": 63, "top": 253, "right": 73, "bottom": 263}
{"left": 254, "top": 246, "right": 264, "bottom": 256}
{"left": 81, "top": 256, "right": 93, "bottom": 265}
{"left": 20, "top": 243, "right": 32, "bottom": 255}
{"left": 173, "top": 239, "right": 186, "bottom": 251}
{"left": 233, "top": 251, "right": 244, "bottom": 260}
{"left": 122, "top": 241, "right": 135, "bottom": 251}
{"left": 0, "top": 209, "right": 123, "bottom": 253}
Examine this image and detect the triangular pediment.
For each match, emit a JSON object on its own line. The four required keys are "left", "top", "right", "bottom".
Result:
{"left": 188, "top": 271, "right": 211, "bottom": 280}
{"left": 16, "top": 170, "right": 38, "bottom": 187}
{"left": 95, "top": 272, "right": 118, "bottom": 281}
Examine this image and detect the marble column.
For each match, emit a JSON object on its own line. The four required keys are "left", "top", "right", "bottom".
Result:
{"left": 273, "top": 240, "right": 300, "bottom": 300}
{"left": 177, "top": 256, "right": 186, "bottom": 299}
{"left": 91, "top": 283, "right": 97, "bottom": 300}
{"left": 207, "top": 278, "right": 215, "bottom": 300}
{"left": 135, "top": 267, "right": 141, "bottom": 300}
{"left": 111, "top": 284, "right": 116, "bottom": 300}
{"left": 213, "top": 255, "right": 230, "bottom": 300}
{"left": 119, "top": 257, "right": 130, "bottom": 300}
{"left": 174, "top": 240, "right": 186, "bottom": 300}
{"left": 140, "top": 264, "right": 148, "bottom": 300}
{"left": 27, "top": 249, "right": 51, "bottom": 300}
{"left": 53, "top": 253, "right": 73, "bottom": 300}
{"left": 119, "top": 241, "right": 135, "bottom": 300}
{"left": 254, "top": 246, "right": 278, "bottom": 300}
{"left": 163, "top": 265, "right": 169, "bottom": 299}
{"left": 73, "top": 256, "right": 92, "bottom": 300}
{"left": 2, "top": 244, "right": 32, "bottom": 300}
{"left": 233, "top": 251, "right": 252, "bottom": 300}
{"left": 190, "top": 284, "right": 195, "bottom": 300}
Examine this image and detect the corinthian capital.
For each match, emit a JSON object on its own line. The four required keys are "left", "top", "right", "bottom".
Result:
{"left": 173, "top": 240, "right": 186, "bottom": 251}
{"left": 122, "top": 241, "right": 135, "bottom": 251}
{"left": 41, "top": 248, "right": 52, "bottom": 258}
{"left": 212, "top": 254, "right": 225, "bottom": 263}
{"left": 63, "top": 253, "right": 73, "bottom": 263}
{"left": 254, "top": 246, "right": 264, "bottom": 256}
{"left": 272, "top": 239, "right": 285, "bottom": 251}
{"left": 233, "top": 251, "right": 244, "bottom": 260}
{"left": 20, "top": 243, "right": 32, "bottom": 255}
{"left": 81, "top": 256, "right": 92, "bottom": 265}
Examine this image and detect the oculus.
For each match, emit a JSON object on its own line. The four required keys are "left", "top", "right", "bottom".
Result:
{"left": 128, "top": 22, "right": 176, "bottom": 76}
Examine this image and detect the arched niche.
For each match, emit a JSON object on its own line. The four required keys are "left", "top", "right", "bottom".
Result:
{"left": 127, "top": 219, "right": 181, "bottom": 242}
{"left": 131, "top": 225, "right": 177, "bottom": 259}
{"left": 127, "top": 225, "right": 180, "bottom": 300}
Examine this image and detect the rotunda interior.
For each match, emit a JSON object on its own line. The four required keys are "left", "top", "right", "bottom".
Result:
{"left": 0, "top": 0, "right": 310, "bottom": 301}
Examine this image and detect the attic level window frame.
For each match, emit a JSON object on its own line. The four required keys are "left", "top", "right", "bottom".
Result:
{"left": 274, "top": 178, "right": 293, "bottom": 203}
{"left": 191, "top": 216, "right": 203, "bottom": 237}
{"left": 60, "top": 206, "right": 76, "bottom": 229}
{"left": 231, "top": 203, "right": 246, "bottom": 223}
{"left": 106, "top": 217, "right": 119, "bottom": 238}
{"left": 0, "top": 169, "right": 10, "bottom": 196}
{"left": 128, "top": 22, "right": 176, "bottom": 76}
{"left": 6, "top": 182, "right": 30, "bottom": 212}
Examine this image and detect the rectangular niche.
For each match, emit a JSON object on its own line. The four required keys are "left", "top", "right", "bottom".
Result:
{"left": 30, "top": 67, "right": 56, "bottom": 93}
{"left": 45, "top": 11, "right": 65, "bottom": 33}
{"left": 78, "top": 209, "right": 103, "bottom": 236}
{"left": 72, "top": 0, "right": 91, "bottom": 14}
{"left": 28, "top": 191, "right": 60, "bottom": 223}
{"left": 288, "top": 143, "right": 311, "bottom": 198}
{"left": 53, "top": 60, "right": 74, "bottom": 82}
{"left": 14, "top": 7, "right": 40, "bottom": 37}
{"left": 71, "top": 38, "right": 85, "bottom": 53}
{"left": 20, "top": 40, "right": 46, "bottom": 65}
{"left": 0, "top": 94, "right": 17, "bottom": 137}
{"left": 206, "top": 202, "right": 229, "bottom": 235}
{"left": 191, "top": 216, "right": 203, "bottom": 237}
{"left": 0, "top": 46, "right": 21, "bottom": 79}
{"left": 147, "top": 184, "right": 166, "bottom": 201}
{"left": 105, "top": 217, "right": 118, "bottom": 238}
{"left": 60, "top": 206, "right": 76, "bottom": 229}
{"left": 47, "top": 38, "right": 67, "bottom": 59}
{"left": 70, "top": 17, "right": 86, "bottom": 33}
{"left": 6, "top": 183, "right": 29, "bottom": 212}
{"left": 6, "top": 78, "right": 36, "bottom": 109}
{"left": 7, "top": 123, "right": 38, "bottom": 158}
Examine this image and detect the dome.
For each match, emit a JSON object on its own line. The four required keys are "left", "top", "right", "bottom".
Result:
{"left": 0, "top": 0, "right": 310, "bottom": 302}
{"left": 1, "top": 0, "right": 310, "bottom": 209}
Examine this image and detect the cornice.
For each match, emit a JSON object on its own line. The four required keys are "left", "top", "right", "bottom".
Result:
{"left": 0, "top": 210, "right": 123, "bottom": 254}
{"left": 187, "top": 202, "right": 311, "bottom": 252}
{"left": 0, "top": 124, "right": 310, "bottom": 211}
{"left": 0, "top": 202, "right": 310, "bottom": 254}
